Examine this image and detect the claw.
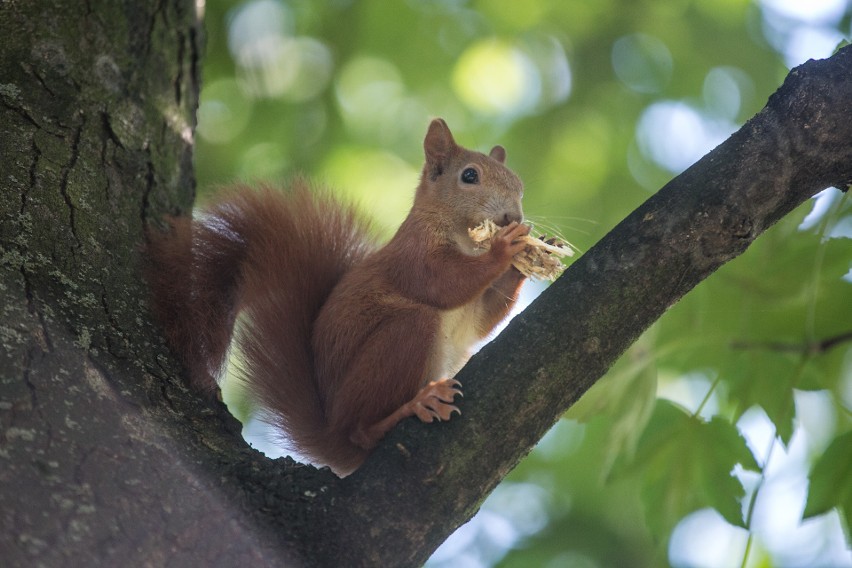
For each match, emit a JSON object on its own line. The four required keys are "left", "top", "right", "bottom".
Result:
{"left": 412, "top": 405, "right": 433, "bottom": 422}
{"left": 410, "top": 378, "right": 463, "bottom": 423}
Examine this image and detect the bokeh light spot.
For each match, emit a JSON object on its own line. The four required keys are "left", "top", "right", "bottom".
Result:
{"left": 612, "top": 34, "right": 673, "bottom": 94}
{"left": 336, "top": 56, "right": 405, "bottom": 121}
{"left": 321, "top": 147, "right": 419, "bottom": 233}
{"left": 636, "top": 101, "right": 736, "bottom": 173}
{"left": 196, "top": 78, "right": 253, "bottom": 144}
{"left": 227, "top": 0, "right": 332, "bottom": 99}
{"left": 452, "top": 39, "right": 540, "bottom": 116}
{"left": 544, "top": 114, "right": 611, "bottom": 204}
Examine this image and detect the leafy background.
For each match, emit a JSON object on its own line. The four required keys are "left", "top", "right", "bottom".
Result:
{"left": 195, "top": 0, "right": 852, "bottom": 566}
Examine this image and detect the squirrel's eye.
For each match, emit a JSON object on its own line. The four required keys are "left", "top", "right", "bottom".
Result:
{"left": 461, "top": 167, "right": 479, "bottom": 184}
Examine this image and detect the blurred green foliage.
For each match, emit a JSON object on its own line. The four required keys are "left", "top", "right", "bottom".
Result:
{"left": 196, "top": 1, "right": 852, "bottom": 566}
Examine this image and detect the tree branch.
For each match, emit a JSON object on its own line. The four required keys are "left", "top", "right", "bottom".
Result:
{"left": 317, "top": 46, "right": 852, "bottom": 566}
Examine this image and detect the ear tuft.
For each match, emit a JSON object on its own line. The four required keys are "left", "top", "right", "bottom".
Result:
{"left": 424, "top": 118, "right": 456, "bottom": 177}
{"left": 489, "top": 145, "right": 506, "bottom": 163}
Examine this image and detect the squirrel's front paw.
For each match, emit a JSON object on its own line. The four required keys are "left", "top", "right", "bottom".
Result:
{"left": 411, "top": 378, "right": 463, "bottom": 422}
{"left": 490, "top": 221, "right": 531, "bottom": 262}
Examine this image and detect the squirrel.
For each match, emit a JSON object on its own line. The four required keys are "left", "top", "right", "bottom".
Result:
{"left": 146, "top": 118, "right": 530, "bottom": 475}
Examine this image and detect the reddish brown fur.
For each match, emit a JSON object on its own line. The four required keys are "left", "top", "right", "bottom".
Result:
{"left": 145, "top": 119, "right": 528, "bottom": 475}
{"left": 145, "top": 204, "right": 249, "bottom": 391}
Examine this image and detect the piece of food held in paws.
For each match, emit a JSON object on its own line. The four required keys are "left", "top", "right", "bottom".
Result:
{"left": 469, "top": 219, "right": 574, "bottom": 281}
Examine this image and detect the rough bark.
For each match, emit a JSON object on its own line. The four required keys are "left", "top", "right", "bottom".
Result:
{"left": 1, "top": 1, "right": 850, "bottom": 566}
{"left": 1, "top": 0, "right": 294, "bottom": 565}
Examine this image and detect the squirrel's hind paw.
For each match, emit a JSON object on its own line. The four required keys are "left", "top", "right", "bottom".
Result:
{"left": 411, "top": 378, "right": 463, "bottom": 422}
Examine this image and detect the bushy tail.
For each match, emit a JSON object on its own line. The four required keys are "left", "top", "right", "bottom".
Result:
{"left": 234, "top": 183, "right": 377, "bottom": 473}
{"left": 146, "top": 181, "right": 376, "bottom": 473}
{"left": 146, "top": 201, "right": 247, "bottom": 391}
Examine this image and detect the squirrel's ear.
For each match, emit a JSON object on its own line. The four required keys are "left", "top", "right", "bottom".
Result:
{"left": 489, "top": 145, "right": 506, "bottom": 163}
{"left": 424, "top": 118, "right": 456, "bottom": 176}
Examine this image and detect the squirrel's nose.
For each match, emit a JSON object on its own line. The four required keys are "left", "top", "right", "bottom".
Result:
{"left": 497, "top": 212, "right": 523, "bottom": 227}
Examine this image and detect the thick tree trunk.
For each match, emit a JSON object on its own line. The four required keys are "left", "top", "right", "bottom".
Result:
{"left": 0, "top": 0, "right": 294, "bottom": 565}
{"left": 1, "top": 1, "right": 850, "bottom": 566}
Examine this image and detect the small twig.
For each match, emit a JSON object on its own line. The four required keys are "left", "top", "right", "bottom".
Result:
{"left": 729, "top": 330, "right": 852, "bottom": 355}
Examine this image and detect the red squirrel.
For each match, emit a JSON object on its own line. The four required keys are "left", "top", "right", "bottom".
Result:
{"left": 146, "top": 118, "right": 530, "bottom": 475}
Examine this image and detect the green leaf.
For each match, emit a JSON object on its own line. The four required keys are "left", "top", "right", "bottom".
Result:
{"left": 699, "top": 416, "right": 760, "bottom": 527}
{"left": 723, "top": 350, "right": 798, "bottom": 444}
{"left": 803, "top": 430, "right": 852, "bottom": 544}
{"left": 619, "top": 400, "right": 759, "bottom": 543}
{"left": 567, "top": 341, "right": 658, "bottom": 477}
{"left": 833, "top": 38, "right": 851, "bottom": 55}
{"left": 799, "top": 344, "right": 850, "bottom": 392}
{"left": 651, "top": 201, "right": 852, "bottom": 446}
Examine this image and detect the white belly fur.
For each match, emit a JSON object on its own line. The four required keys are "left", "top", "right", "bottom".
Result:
{"left": 434, "top": 302, "right": 481, "bottom": 380}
